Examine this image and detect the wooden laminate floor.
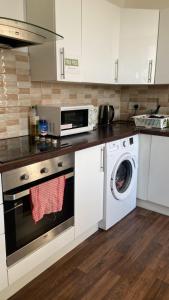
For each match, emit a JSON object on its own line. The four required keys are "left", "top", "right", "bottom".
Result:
{"left": 10, "top": 208, "right": 169, "bottom": 300}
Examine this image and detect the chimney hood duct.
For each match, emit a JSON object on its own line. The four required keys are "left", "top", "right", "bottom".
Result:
{"left": 0, "top": 17, "right": 63, "bottom": 49}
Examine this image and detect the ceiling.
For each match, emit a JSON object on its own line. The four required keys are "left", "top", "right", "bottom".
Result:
{"left": 110, "top": 0, "right": 169, "bottom": 9}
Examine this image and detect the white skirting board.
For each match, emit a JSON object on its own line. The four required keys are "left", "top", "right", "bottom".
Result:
{"left": 137, "top": 198, "right": 169, "bottom": 216}
{"left": 0, "top": 224, "right": 98, "bottom": 300}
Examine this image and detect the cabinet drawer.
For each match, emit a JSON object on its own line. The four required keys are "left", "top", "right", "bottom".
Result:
{"left": 0, "top": 204, "right": 4, "bottom": 235}
{"left": 0, "top": 234, "right": 8, "bottom": 291}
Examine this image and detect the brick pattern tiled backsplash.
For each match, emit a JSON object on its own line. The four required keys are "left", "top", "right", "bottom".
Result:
{"left": 120, "top": 85, "right": 169, "bottom": 120}
{"left": 0, "top": 49, "right": 121, "bottom": 139}
{"left": 1, "top": 49, "right": 169, "bottom": 139}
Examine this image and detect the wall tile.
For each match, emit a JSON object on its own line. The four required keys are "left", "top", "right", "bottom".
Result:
{"left": 4, "top": 49, "right": 169, "bottom": 139}
{"left": 120, "top": 85, "right": 169, "bottom": 120}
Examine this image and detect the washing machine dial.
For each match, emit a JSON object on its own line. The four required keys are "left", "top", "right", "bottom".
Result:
{"left": 123, "top": 141, "right": 127, "bottom": 147}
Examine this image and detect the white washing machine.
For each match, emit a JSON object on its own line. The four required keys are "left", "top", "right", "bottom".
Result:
{"left": 99, "top": 135, "right": 139, "bottom": 230}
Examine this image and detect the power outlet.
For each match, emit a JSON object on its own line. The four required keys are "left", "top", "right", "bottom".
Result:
{"left": 129, "top": 102, "right": 139, "bottom": 110}
{"left": 134, "top": 104, "right": 139, "bottom": 110}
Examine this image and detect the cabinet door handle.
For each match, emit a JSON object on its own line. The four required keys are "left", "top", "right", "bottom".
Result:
{"left": 114, "top": 59, "right": 119, "bottom": 83}
{"left": 148, "top": 60, "right": 153, "bottom": 83}
{"left": 60, "top": 47, "right": 65, "bottom": 79}
{"left": 100, "top": 147, "right": 104, "bottom": 172}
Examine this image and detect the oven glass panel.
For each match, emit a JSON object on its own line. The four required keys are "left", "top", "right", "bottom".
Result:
{"left": 4, "top": 175, "right": 74, "bottom": 257}
{"left": 61, "top": 109, "right": 88, "bottom": 130}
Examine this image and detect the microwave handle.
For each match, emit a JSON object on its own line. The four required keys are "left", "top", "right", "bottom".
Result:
{"left": 4, "top": 172, "right": 74, "bottom": 202}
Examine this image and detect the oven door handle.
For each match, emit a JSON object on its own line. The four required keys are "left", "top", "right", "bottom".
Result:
{"left": 4, "top": 172, "right": 74, "bottom": 201}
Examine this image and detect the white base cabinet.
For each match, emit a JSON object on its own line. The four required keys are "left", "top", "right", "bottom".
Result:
{"left": 148, "top": 136, "right": 169, "bottom": 207}
{"left": 137, "top": 134, "right": 169, "bottom": 210}
{"left": 0, "top": 235, "right": 8, "bottom": 292}
{"left": 137, "top": 134, "right": 152, "bottom": 201}
{"left": 75, "top": 145, "right": 104, "bottom": 237}
{"left": 0, "top": 205, "right": 4, "bottom": 236}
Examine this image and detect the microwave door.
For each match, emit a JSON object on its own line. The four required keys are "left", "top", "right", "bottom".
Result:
{"left": 61, "top": 109, "right": 88, "bottom": 131}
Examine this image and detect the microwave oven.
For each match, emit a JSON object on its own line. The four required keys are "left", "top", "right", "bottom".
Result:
{"left": 37, "top": 105, "right": 97, "bottom": 137}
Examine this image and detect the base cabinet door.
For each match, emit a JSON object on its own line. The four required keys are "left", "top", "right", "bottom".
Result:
{"left": 148, "top": 136, "right": 169, "bottom": 207}
{"left": 0, "top": 205, "right": 4, "bottom": 235}
{"left": 137, "top": 134, "right": 152, "bottom": 201}
{"left": 0, "top": 235, "right": 8, "bottom": 292}
{"left": 75, "top": 145, "right": 104, "bottom": 237}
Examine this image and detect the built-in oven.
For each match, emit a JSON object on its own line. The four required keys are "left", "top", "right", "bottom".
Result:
{"left": 2, "top": 153, "right": 74, "bottom": 267}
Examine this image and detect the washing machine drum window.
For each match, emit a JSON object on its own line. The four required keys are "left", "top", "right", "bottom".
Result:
{"left": 115, "top": 160, "right": 132, "bottom": 193}
{"left": 110, "top": 154, "right": 136, "bottom": 201}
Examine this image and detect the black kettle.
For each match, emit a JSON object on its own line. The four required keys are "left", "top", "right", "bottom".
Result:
{"left": 98, "top": 105, "right": 114, "bottom": 125}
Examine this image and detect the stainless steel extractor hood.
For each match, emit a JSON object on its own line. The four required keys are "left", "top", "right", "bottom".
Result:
{"left": 0, "top": 17, "right": 63, "bottom": 49}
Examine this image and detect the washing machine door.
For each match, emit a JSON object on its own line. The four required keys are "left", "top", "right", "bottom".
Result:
{"left": 110, "top": 153, "right": 137, "bottom": 201}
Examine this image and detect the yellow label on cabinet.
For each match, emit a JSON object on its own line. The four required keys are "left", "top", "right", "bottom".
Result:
{"left": 65, "top": 58, "right": 79, "bottom": 67}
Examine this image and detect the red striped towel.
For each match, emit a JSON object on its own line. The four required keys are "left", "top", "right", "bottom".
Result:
{"left": 30, "top": 176, "right": 66, "bottom": 223}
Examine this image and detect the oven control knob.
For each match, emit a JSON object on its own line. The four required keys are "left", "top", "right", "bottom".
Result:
{"left": 123, "top": 141, "right": 126, "bottom": 147}
{"left": 40, "top": 167, "right": 49, "bottom": 174}
{"left": 58, "top": 162, "right": 63, "bottom": 167}
{"left": 20, "top": 174, "right": 29, "bottom": 181}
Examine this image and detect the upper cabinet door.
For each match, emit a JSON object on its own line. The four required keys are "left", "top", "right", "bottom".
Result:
{"left": 55, "top": 0, "right": 82, "bottom": 82}
{"left": 0, "top": 0, "right": 24, "bottom": 20}
{"left": 82, "top": 0, "right": 120, "bottom": 84}
{"left": 118, "top": 9, "right": 159, "bottom": 84}
{"left": 26, "top": 0, "right": 81, "bottom": 82}
{"left": 155, "top": 9, "right": 169, "bottom": 84}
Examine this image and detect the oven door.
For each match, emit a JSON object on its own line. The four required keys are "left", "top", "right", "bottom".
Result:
{"left": 3, "top": 170, "right": 74, "bottom": 266}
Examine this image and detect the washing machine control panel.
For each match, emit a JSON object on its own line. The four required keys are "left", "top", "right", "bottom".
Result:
{"left": 107, "top": 136, "right": 136, "bottom": 152}
{"left": 122, "top": 137, "right": 134, "bottom": 148}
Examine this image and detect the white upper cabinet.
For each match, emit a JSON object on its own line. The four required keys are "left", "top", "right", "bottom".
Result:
{"left": 82, "top": 0, "right": 120, "bottom": 84}
{"left": 155, "top": 9, "right": 169, "bottom": 84}
{"left": 0, "top": 0, "right": 24, "bottom": 20}
{"left": 118, "top": 9, "right": 159, "bottom": 84}
{"left": 55, "top": 0, "right": 81, "bottom": 82}
{"left": 26, "top": 0, "right": 81, "bottom": 82}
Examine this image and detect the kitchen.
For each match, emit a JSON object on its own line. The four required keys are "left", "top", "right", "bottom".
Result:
{"left": 1, "top": 0, "right": 169, "bottom": 299}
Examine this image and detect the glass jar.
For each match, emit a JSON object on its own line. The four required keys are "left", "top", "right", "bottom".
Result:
{"left": 39, "top": 120, "right": 48, "bottom": 137}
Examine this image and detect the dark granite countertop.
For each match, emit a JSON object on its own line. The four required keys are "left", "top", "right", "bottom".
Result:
{"left": 0, "top": 123, "right": 138, "bottom": 172}
{"left": 0, "top": 122, "right": 169, "bottom": 173}
{"left": 139, "top": 127, "right": 169, "bottom": 137}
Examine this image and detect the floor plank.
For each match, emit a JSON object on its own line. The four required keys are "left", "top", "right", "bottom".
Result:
{"left": 10, "top": 208, "right": 169, "bottom": 300}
